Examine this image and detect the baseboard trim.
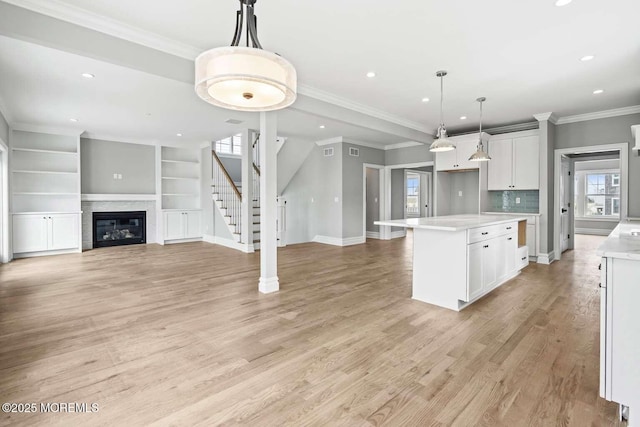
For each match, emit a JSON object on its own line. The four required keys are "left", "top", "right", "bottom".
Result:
{"left": 390, "top": 230, "right": 407, "bottom": 239}
{"left": 575, "top": 228, "right": 612, "bottom": 236}
{"left": 312, "top": 235, "right": 366, "bottom": 247}
{"left": 164, "top": 238, "right": 202, "bottom": 245}
{"left": 204, "top": 234, "right": 252, "bottom": 253}
{"left": 537, "top": 251, "right": 555, "bottom": 265}
{"left": 13, "top": 248, "right": 81, "bottom": 259}
{"left": 366, "top": 231, "right": 381, "bottom": 239}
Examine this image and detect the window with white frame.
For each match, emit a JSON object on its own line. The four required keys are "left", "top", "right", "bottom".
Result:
{"left": 574, "top": 170, "right": 620, "bottom": 218}
{"left": 215, "top": 133, "right": 242, "bottom": 155}
{"left": 406, "top": 173, "right": 420, "bottom": 217}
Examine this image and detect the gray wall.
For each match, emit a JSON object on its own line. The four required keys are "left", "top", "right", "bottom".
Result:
{"left": 556, "top": 113, "right": 640, "bottom": 217}
{"left": 81, "top": 138, "right": 155, "bottom": 194}
{"left": 365, "top": 168, "right": 380, "bottom": 233}
{"left": 385, "top": 143, "right": 435, "bottom": 166}
{"left": 0, "top": 108, "right": 8, "bottom": 145}
{"left": 218, "top": 155, "right": 241, "bottom": 183}
{"left": 342, "top": 144, "right": 385, "bottom": 239}
{"left": 278, "top": 137, "right": 315, "bottom": 195}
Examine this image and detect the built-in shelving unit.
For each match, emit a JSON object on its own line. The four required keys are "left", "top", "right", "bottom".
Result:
{"left": 10, "top": 130, "right": 81, "bottom": 214}
{"left": 160, "top": 146, "right": 201, "bottom": 210}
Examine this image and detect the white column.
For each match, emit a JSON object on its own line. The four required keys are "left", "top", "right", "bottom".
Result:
{"left": 240, "top": 128, "right": 253, "bottom": 253}
{"left": 259, "top": 112, "right": 279, "bottom": 293}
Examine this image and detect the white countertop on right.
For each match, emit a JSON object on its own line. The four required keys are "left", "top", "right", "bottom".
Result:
{"left": 596, "top": 221, "right": 640, "bottom": 260}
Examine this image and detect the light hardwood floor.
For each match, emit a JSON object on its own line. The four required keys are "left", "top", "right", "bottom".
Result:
{"left": 0, "top": 234, "right": 623, "bottom": 426}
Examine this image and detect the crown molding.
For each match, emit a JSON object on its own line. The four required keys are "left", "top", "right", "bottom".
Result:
{"left": 82, "top": 132, "right": 204, "bottom": 148}
{"left": 11, "top": 122, "right": 84, "bottom": 136}
{"left": 298, "top": 85, "right": 433, "bottom": 135}
{"left": 2, "top": 0, "right": 200, "bottom": 60}
{"left": 342, "top": 138, "right": 387, "bottom": 151}
{"left": 556, "top": 105, "right": 640, "bottom": 125}
{"left": 383, "top": 141, "right": 423, "bottom": 151}
{"left": 533, "top": 112, "right": 558, "bottom": 124}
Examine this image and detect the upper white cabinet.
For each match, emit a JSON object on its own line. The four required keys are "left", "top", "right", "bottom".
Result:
{"left": 436, "top": 133, "right": 489, "bottom": 172}
{"left": 488, "top": 131, "right": 539, "bottom": 190}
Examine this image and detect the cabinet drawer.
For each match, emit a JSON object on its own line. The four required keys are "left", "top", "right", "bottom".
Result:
{"left": 468, "top": 222, "right": 517, "bottom": 244}
{"left": 517, "top": 246, "right": 529, "bottom": 269}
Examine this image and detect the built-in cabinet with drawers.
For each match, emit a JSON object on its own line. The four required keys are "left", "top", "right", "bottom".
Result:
{"left": 487, "top": 130, "right": 540, "bottom": 191}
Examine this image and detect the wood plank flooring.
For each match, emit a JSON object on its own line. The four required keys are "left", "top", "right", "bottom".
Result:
{"left": 0, "top": 234, "right": 623, "bottom": 426}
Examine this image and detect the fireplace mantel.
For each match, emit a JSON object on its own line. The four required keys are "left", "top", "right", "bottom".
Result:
{"left": 81, "top": 194, "right": 158, "bottom": 202}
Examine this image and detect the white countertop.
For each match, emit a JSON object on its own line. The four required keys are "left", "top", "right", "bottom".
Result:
{"left": 596, "top": 221, "right": 640, "bottom": 260}
{"left": 375, "top": 214, "right": 528, "bottom": 232}
{"left": 482, "top": 212, "right": 541, "bottom": 217}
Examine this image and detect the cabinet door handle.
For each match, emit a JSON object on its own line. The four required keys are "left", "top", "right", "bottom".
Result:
{"left": 481, "top": 232, "right": 489, "bottom": 235}
{"left": 522, "top": 257, "right": 527, "bottom": 261}
{"left": 508, "top": 238, "right": 513, "bottom": 241}
{"left": 598, "top": 264, "right": 602, "bottom": 270}
{"left": 484, "top": 245, "right": 489, "bottom": 249}
{"left": 506, "top": 227, "right": 512, "bottom": 230}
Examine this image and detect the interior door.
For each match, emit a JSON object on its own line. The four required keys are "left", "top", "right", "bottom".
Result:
{"left": 560, "top": 157, "right": 571, "bottom": 252}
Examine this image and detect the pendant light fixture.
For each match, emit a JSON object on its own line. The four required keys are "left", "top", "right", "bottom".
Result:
{"left": 468, "top": 97, "right": 491, "bottom": 162}
{"left": 429, "top": 71, "right": 456, "bottom": 152}
{"left": 195, "top": 0, "right": 297, "bottom": 112}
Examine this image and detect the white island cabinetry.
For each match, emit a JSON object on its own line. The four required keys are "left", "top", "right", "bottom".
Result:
{"left": 376, "top": 214, "right": 529, "bottom": 311}
{"left": 597, "top": 221, "right": 640, "bottom": 425}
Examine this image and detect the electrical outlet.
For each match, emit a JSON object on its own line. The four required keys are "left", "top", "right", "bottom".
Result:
{"left": 113, "top": 173, "right": 118, "bottom": 179}
{"left": 458, "top": 191, "right": 463, "bottom": 197}
{"left": 311, "top": 197, "right": 314, "bottom": 203}
{"left": 334, "top": 197, "right": 339, "bottom": 203}
{"left": 516, "top": 197, "right": 521, "bottom": 204}
{"left": 375, "top": 197, "right": 378, "bottom": 203}
{"left": 117, "top": 174, "right": 123, "bottom": 180}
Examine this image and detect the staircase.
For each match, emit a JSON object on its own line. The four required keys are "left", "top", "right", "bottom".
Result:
{"left": 211, "top": 133, "right": 261, "bottom": 251}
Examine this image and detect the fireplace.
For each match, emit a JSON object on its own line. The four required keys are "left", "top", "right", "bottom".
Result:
{"left": 92, "top": 211, "right": 146, "bottom": 248}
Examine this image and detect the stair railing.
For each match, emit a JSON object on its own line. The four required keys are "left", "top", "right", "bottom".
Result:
{"left": 252, "top": 132, "right": 261, "bottom": 205}
{"left": 212, "top": 150, "right": 242, "bottom": 236}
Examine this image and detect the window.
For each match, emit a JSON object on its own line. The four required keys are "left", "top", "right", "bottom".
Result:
{"left": 406, "top": 173, "right": 420, "bottom": 216}
{"left": 575, "top": 171, "right": 620, "bottom": 218}
{"left": 215, "top": 133, "right": 242, "bottom": 155}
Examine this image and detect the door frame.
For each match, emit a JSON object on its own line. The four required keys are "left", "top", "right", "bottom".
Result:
{"left": 554, "top": 143, "right": 628, "bottom": 262}
{"left": 382, "top": 161, "right": 435, "bottom": 240}
{"left": 0, "top": 135, "right": 8, "bottom": 263}
{"left": 404, "top": 169, "right": 432, "bottom": 219}
{"left": 362, "top": 163, "right": 385, "bottom": 240}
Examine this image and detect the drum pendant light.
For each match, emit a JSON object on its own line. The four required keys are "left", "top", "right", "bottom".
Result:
{"left": 429, "top": 71, "right": 456, "bottom": 152}
{"left": 195, "top": 0, "right": 297, "bottom": 112}
{"left": 468, "top": 97, "right": 491, "bottom": 162}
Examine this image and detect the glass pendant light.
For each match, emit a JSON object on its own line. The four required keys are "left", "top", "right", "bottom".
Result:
{"left": 429, "top": 71, "right": 456, "bottom": 152}
{"left": 195, "top": 0, "right": 297, "bottom": 112}
{"left": 469, "top": 97, "right": 491, "bottom": 162}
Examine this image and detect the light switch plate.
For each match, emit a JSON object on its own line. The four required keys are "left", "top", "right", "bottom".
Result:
{"left": 458, "top": 191, "right": 463, "bottom": 197}
{"left": 516, "top": 197, "right": 521, "bottom": 204}
{"left": 334, "top": 197, "right": 339, "bottom": 203}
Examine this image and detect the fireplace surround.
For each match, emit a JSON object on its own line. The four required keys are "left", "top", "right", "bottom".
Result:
{"left": 92, "top": 211, "right": 146, "bottom": 248}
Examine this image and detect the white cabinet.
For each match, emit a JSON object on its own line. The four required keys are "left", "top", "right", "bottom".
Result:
{"left": 13, "top": 213, "right": 80, "bottom": 254}
{"left": 600, "top": 256, "right": 640, "bottom": 418}
{"left": 488, "top": 132, "right": 539, "bottom": 190}
{"left": 436, "top": 135, "right": 485, "bottom": 172}
{"left": 467, "top": 242, "right": 484, "bottom": 301}
{"left": 163, "top": 210, "right": 202, "bottom": 241}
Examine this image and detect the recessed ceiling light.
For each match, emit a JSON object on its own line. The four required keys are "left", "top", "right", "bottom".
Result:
{"left": 593, "top": 89, "right": 604, "bottom": 95}
{"left": 366, "top": 71, "right": 376, "bottom": 78}
{"left": 422, "top": 97, "right": 430, "bottom": 103}
{"left": 319, "top": 125, "right": 326, "bottom": 129}
{"left": 555, "top": 0, "right": 572, "bottom": 6}
{"left": 81, "top": 73, "right": 95, "bottom": 79}
{"left": 460, "top": 116, "right": 467, "bottom": 120}
{"left": 580, "top": 55, "right": 595, "bottom": 62}
{"left": 176, "top": 133, "right": 183, "bottom": 137}
{"left": 69, "top": 118, "right": 78, "bottom": 122}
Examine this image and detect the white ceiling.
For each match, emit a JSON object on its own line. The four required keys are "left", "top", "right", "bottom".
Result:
{"left": 0, "top": 35, "right": 408, "bottom": 146}
{"left": 0, "top": 0, "right": 639, "bottom": 145}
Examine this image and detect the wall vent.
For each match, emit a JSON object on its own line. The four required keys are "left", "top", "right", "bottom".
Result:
{"left": 349, "top": 147, "right": 360, "bottom": 157}
{"left": 323, "top": 147, "right": 334, "bottom": 157}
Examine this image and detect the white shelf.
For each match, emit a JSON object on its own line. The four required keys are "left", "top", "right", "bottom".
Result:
{"left": 13, "top": 170, "right": 77, "bottom": 175}
{"left": 82, "top": 194, "right": 158, "bottom": 202}
{"left": 12, "top": 147, "right": 77, "bottom": 155}
{"left": 14, "top": 192, "right": 78, "bottom": 196}
{"left": 161, "top": 159, "right": 199, "bottom": 165}
{"left": 13, "top": 211, "right": 83, "bottom": 215}
{"left": 162, "top": 193, "right": 199, "bottom": 196}
{"left": 162, "top": 176, "right": 199, "bottom": 181}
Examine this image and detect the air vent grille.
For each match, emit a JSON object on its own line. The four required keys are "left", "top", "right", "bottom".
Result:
{"left": 349, "top": 147, "right": 360, "bottom": 157}
{"left": 323, "top": 147, "right": 334, "bottom": 157}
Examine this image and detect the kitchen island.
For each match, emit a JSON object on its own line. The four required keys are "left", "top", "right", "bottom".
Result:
{"left": 376, "top": 214, "right": 529, "bottom": 311}
{"left": 596, "top": 220, "right": 640, "bottom": 425}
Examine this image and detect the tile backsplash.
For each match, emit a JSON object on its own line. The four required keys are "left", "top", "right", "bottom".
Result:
{"left": 488, "top": 190, "right": 539, "bottom": 213}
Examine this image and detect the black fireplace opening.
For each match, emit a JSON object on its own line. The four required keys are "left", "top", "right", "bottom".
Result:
{"left": 93, "top": 211, "right": 146, "bottom": 248}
